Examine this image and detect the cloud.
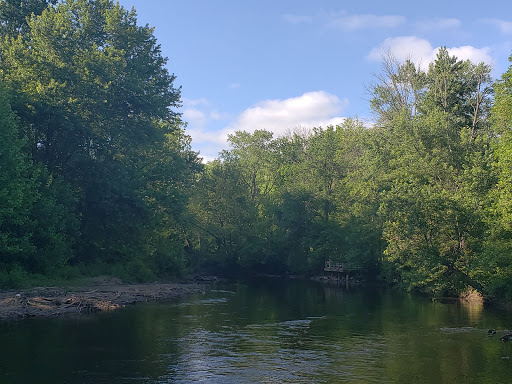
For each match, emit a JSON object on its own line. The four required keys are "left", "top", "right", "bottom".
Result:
{"left": 367, "top": 36, "right": 493, "bottom": 69}
{"left": 226, "top": 91, "right": 348, "bottom": 136}
{"left": 449, "top": 46, "right": 494, "bottom": 66}
{"left": 367, "top": 36, "right": 435, "bottom": 67}
{"left": 182, "top": 97, "right": 210, "bottom": 107}
{"left": 415, "top": 18, "right": 461, "bottom": 31}
{"left": 182, "top": 98, "right": 229, "bottom": 144}
{"left": 182, "top": 108, "right": 207, "bottom": 128}
{"left": 184, "top": 92, "right": 348, "bottom": 162}
{"left": 284, "top": 11, "right": 404, "bottom": 31}
{"left": 327, "top": 14, "right": 405, "bottom": 30}
{"left": 481, "top": 18, "right": 512, "bottom": 34}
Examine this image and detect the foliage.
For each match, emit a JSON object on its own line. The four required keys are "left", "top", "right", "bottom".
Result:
{"left": 0, "top": 85, "right": 38, "bottom": 267}
{"left": 0, "top": 0, "right": 198, "bottom": 285}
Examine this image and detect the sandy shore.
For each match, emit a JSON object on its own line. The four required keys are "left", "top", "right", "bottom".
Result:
{"left": 0, "top": 278, "right": 205, "bottom": 321}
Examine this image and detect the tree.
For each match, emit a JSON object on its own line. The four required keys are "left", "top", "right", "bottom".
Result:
{"left": 480, "top": 53, "right": 512, "bottom": 299}
{"left": 368, "top": 50, "right": 493, "bottom": 295}
{"left": 423, "top": 47, "right": 493, "bottom": 136}
{"left": 302, "top": 126, "right": 343, "bottom": 222}
{"left": 0, "top": 0, "right": 196, "bottom": 279}
{"left": 2, "top": 0, "right": 181, "bottom": 174}
{"left": 369, "top": 53, "right": 427, "bottom": 126}
{"left": 221, "top": 130, "right": 279, "bottom": 202}
{"left": 0, "top": 81, "right": 80, "bottom": 283}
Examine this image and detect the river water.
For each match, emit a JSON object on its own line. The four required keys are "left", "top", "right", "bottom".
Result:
{"left": 1, "top": 279, "right": 512, "bottom": 383}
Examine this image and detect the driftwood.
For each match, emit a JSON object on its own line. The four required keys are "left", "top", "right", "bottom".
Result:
{"left": 0, "top": 283, "right": 203, "bottom": 320}
{"left": 1, "top": 293, "right": 123, "bottom": 315}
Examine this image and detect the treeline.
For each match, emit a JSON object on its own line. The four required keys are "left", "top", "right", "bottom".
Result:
{"left": 2, "top": 1, "right": 512, "bottom": 301}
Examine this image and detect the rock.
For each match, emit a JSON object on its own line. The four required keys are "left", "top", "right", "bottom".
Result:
{"left": 500, "top": 333, "right": 512, "bottom": 342}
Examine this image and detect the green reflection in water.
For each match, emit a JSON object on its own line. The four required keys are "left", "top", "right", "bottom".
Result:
{"left": 1, "top": 279, "right": 512, "bottom": 383}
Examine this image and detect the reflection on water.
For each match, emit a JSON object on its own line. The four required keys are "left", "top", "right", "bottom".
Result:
{"left": 461, "top": 299, "right": 485, "bottom": 324}
{"left": 1, "top": 279, "right": 512, "bottom": 383}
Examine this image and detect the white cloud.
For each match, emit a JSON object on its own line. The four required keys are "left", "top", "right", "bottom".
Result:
{"left": 184, "top": 92, "right": 348, "bottom": 162}
{"left": 367, "top": 36, "right": 493, "bottom": 69}
{"left": 227, "top": 91, "right": 348, "bottom": 136}
{"left": 182, "top": 98, "right": 229, "bottom": 145}
{"left": 182, "top": 108, "right": 207, "bottom": 128}
{"left": 182, "top": 97, "right": 210, "bottom": 107}
{"left": 367, "top": 36, "right": 436, "bottom": 68}
{"left": 415, "top": 18, "right": 461, "bottom": 31}
{"left": 449, "top": 46, "right": 494, "bottom": 66}
{"left": 284, "top": 11, "right": 404, "bottom": 31}
{"left": 327, "top": 13, "right": 405, "bottom": 30}
{"left": 481, "top": 18, "right": 512, "bottom": 34}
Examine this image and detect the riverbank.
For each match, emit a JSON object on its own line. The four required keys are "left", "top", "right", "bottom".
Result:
{"left": 0, "top": 276, "right": 205, "bottom": 320}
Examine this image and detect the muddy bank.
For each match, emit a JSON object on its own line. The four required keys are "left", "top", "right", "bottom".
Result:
{"left": 0, "top": 279, "right": 205, "bottom": 321}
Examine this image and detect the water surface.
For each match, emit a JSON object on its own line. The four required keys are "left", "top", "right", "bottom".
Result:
{"left": 1, "top": 279, "right": 511, "bottom": 383}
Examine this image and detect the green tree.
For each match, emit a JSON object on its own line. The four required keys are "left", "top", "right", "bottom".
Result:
{"left": 423, "top": 47, "right": 493, "bottom": 136}
{"left": 1, "top": 0, "right": 195, "bottom": 279}
{"left": 369, "top": 53, "right": 427, "bottom": 125}
{"left": 480, "top": 53, "right": 512, "bottom": 299}
{"left": 370, "top": 51, "right": 493, "bottom": 295}
{"left": 2, "top": 0, "right": 180, "bottom": 173}
{"left": 0, "top": 85, "right": 38, "bottom": 268}
{"left": 221, "top": 130, "right": 279, "bottom": 202}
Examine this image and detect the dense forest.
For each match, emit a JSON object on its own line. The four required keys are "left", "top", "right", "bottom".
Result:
{"left": 1, "top": 1, "right": 512, "bottom": 301}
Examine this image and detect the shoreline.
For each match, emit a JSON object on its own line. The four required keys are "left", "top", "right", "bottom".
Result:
{"left": 0, "top": 280, "right": 205, "bottom": 321}
{"left": 2, "top": 275, "right": 510, "bottom": 321}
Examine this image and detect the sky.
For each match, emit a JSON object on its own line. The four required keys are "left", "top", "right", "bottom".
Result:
{"left": 117, "top": 0, "right": 512, "bottom": 162}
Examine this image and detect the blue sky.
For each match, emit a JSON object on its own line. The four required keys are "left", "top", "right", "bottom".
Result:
{"left": 118, "top": 0, "right": 512, "bottom": 162}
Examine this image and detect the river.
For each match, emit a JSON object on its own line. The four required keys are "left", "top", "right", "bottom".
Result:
{"left": 1, "top": 278, "right": 512, "bottom": 383}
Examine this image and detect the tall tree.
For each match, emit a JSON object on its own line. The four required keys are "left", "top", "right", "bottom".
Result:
{"left": 369, "top": 50, "right": 493, "bottom": 295}
{"left": 1, "top": 0, "right": 195, "bottom": 278}
{"left": 423, "top": 47, "right": 493, "bottom": 136}
{"left": 481, "top": 53, "right": 512, "bottom": 298}
{"left": 369, "top": 53, "right": 427, "bottom": 125}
